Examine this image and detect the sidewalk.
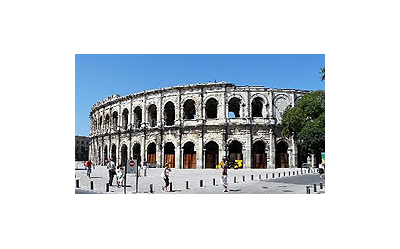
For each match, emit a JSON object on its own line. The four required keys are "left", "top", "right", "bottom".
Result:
{"left": 75, "top": 165, "right": 323, "bottom": 194}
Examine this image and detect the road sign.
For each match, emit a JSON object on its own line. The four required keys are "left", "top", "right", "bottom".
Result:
{"left": 127, "top": 159, "right": 137, "bottom": 173}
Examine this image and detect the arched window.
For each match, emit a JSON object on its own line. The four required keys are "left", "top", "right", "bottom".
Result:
{"left": 134, "top": 106, "right": 142, "bottom": 128}
{"left": 99, "top": 116, "right": 103, "bottom": 130}
{"left": 147, "top": 143, "right": 157, "bottom": 164}
{"left": 112, "top": 111, "right": 118, "bottom": 128}
{"left": 148, "top": 104, "right": 157, "bottom": 127}
{"left": 228, "top": 97, "right": 241, "bottom": 118}
{"left": 105, "top": 114, "right": 110, "bottom": 128}
{"left": 205, "top": 98, "right": 218, "bottom": 119}
{"left": 183, "top": 99, "right": 196, "bottom": 119}
{"left": 228, "top": 140, "right": 243, "bottom": 162}
{"left": 122, "top": 108, "right": 129, "bottom": 130}
{"left": 132, "top": 143, "right": 141, "bottom": 164}
{"left": 251, "top": 97, "right": 264, "bottom": 117}
{"left": 164, "top": 102, "right": 175, "bottom": 126}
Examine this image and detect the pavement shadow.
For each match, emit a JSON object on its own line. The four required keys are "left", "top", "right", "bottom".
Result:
{"left": 229, "top": 189, "right": 241, "bottom": 192}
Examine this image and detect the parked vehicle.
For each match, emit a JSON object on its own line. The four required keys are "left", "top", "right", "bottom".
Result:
{"left": 301, "top": 163, "right": 312, "bottom": 168}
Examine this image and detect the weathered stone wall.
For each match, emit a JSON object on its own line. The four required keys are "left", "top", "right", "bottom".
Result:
{"left": 88, "top": 82, "right": 308, "bottom": 169}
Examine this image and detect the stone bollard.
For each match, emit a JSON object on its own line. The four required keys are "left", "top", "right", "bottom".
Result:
{"left": 234, "top": 176, "right": 237, "bottom": 183}
{"left": 259, "top": 175, "right": 261, "bottom": 180}
{"left": 278, "top": 172, "right": 280, "bottom": 178}
{"left": 272, "top": 173, "right": 274, "bottom": 178}
{"left": 90, "top": 181, "right": 94, "bottom": 190}
{"left": 170, "top": 182, "right": 173, "bottom": 192}
{"left": 106, "top": 183, "right": 109, "bottom": 192}
{"left": 288, "top": 171, "right": 290, "bottom": 176}
{"left": 76, "top": 179, "right": 79, "bottom": 188}
{"left": 306, "top": 186, "right": 311, "bottom": 194}
{"left": 320, "top": 182, "right": 323, "bottom": 189}
{"left": 213, "top": 178, "right": 215, "bottom": 186}
{"left": 186, "top": 181, "right": 189, "bottom": 189}
{"left": 243, "top": 176, "right": 245, "bottom": 182}
{"left": 314, "top": 184, "right": 317, "bottom": 192}
{"left": 200, "top": 180, "right": 203, "bottom": 187}
{"left": 283, "top": 172, "right": 285, "bottom": 177}
{"left": 266, "top": 174, "right": 268, "bottom": 179}
{"left": 251, "top": 175, "right": 254, "bottom": 181}
{"left": 150, "top": 184, "right": 153, "bottom": 193}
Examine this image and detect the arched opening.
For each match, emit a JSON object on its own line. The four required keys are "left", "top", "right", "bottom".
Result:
{"left": 183, "top": 99, "right": 196, "bottom": 119}
{"left": 111, "top": 144, "right": 117, "bottom": 163}
{"left": 276, "top": 141, "right": 289, "bottom": 168}
{"left": 104, "top": 145, "right": 108, "bottom": 163}
{"left": 147, "top": 143, "right": 156, "bottom": 164}
{"left": 205, "top": 141, "right": 219, "bottom": 169}
{"left": 121, "top": 144, "right": 128, "bottom": 166}
{"left": 164, "top": 102, "right": 175, "bottom": 126}
{"left": 132, "top": 143, "right": 141, "bottom": 164}
{"left": 228, "top": 97, "right": 241, "bottom": 118}
{"left": 183, "top": 142, "right": 196, "bottom": 169}
{"left": 251, "top": 97, "right": 263, "bottom": 117}
{"left": 99, "top": 116, "right": 103, "bottom": 130}
{"left": 122, "top": 108, "right": 129, "bottom": 130}
{"left": 105, "top": 114, "right": 110, "bottom": 129}
{"left": 252, "top": 141, "right": 267, "bottom": 168}
{"left": 164, "top": 142, "right": 175, "bottom": 168}
{"left": 205, "top": 98, "right": 218, "bottom": 119}
{"left": 148, "top": 104, "right": 157, "bottom": 127}
{"left": 229, "top": 140, "right": 243, "bottom": 163}
{"left": 112, "top": 111, "right": 118, "bottom": 128}
{"left": 134, "top": 106, "right": 142, "bottom": 128}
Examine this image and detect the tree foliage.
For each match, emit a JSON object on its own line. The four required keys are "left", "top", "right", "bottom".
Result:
{"left": 281, "top": 90, "right": 325, "bottom": 156}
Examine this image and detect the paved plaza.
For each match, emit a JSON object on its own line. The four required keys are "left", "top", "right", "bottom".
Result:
{"left": 75, "top": 162, "right": 325, "bottom": 194}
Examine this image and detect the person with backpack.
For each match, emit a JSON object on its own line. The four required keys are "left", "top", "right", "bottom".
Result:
{"left": 86, "top": 160, "right": 92, "bottom": 178}
{"left": 161, "top": 163, "right": 171, "bottom": 192}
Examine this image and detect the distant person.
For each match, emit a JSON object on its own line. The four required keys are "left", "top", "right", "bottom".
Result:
{"left": 318, "top": 162, "right": 325, "bottom": 179}
{"left": 108, "top": 158, "right": 116, "bottom": 186}
{"left": 86, "top": 160, "right": 92, "bottom": 178}
{"left": 116, "top": 165, "right": 125, "bottom": 188}
{"left": 161, "top": 163, "right": 171, "bottom": 192}
{"left": 142, "top": 161, "right": 148, "bottom": 177}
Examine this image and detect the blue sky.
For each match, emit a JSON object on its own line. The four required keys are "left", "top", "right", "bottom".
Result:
{"left": 75, "top": 54, "right": 325, "bottom": 136}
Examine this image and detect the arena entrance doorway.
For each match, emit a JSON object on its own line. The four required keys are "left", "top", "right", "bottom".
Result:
{"left": 132, "top": 143, "right": 141, "bottom": 165}
{"left": 183, "top": 142, "right": 196, "bottom": 169}
{"left": 228, "top": 141, "right": 243, "bottom": 164}
{"left": 147, "top": 143, "right": 156, "bottom": 165}
{"left": 252, "top": 141, "right": 267, "bottom": 168}
{"left": 164, "top": 142, "right": 175, "bottom": 168}
{"left": 276, "top": 141, "right": 289, "bottom": 168}
{"left": 205, "top": 141, "right": 219, "bottom": 169}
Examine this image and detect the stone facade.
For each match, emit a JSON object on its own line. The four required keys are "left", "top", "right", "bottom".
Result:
{"left": 88, "top": 82, "right": 309, "bottom": 169}
{"left": 75, "top": 136, "right": 90, "bottom": 161}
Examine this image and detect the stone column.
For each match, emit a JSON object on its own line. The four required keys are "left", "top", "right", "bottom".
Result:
{"left": 181, "top": 148, "right": 184, "bottom": 169}
{"left": 269, "top": 129, "right": 276, "bottom": 168}
{"left": 160, "top": 143, "right": 164, "bottom": 167}
{"left": 311, "top": 154, "right": 316, "bottom": 167}
{"left": 176, "top": 141, "right": 181, "bottom": 169}
{"left": 245, "top": 130, "right": 252, "bottom": 169}
{"left": 288, "top": 148, "right": 293, "bottom": 168}
{"left": 141, "top": 135, "right": 146, "bottom": 164}
{"left": 198, "top": 136, "right": 204, "bottom": 169}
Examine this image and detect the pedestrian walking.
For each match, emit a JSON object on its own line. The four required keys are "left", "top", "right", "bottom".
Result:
{"left": 218, "top": 158, "right": 228, "bottom": 192}
{"left": 142, "top": 161, "right": 148, "bottom": 177}
{"left": 107, "top": 158, "right": 116, "bottom": 186}
{"left": 116, "top": 165, "right": 125, "bottom": 188}
{"left": 318, "top": 162, "right": 325, "bottom": 179}
{"left": 86, "top": 160, "right": 92, "bottom": 178}
{"left": 161, "top": 163, "right": 171, "bottom": 192}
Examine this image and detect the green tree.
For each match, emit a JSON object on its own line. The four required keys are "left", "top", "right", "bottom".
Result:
{"left": 281, "top": 90, "right": 325, "bottom": 159}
